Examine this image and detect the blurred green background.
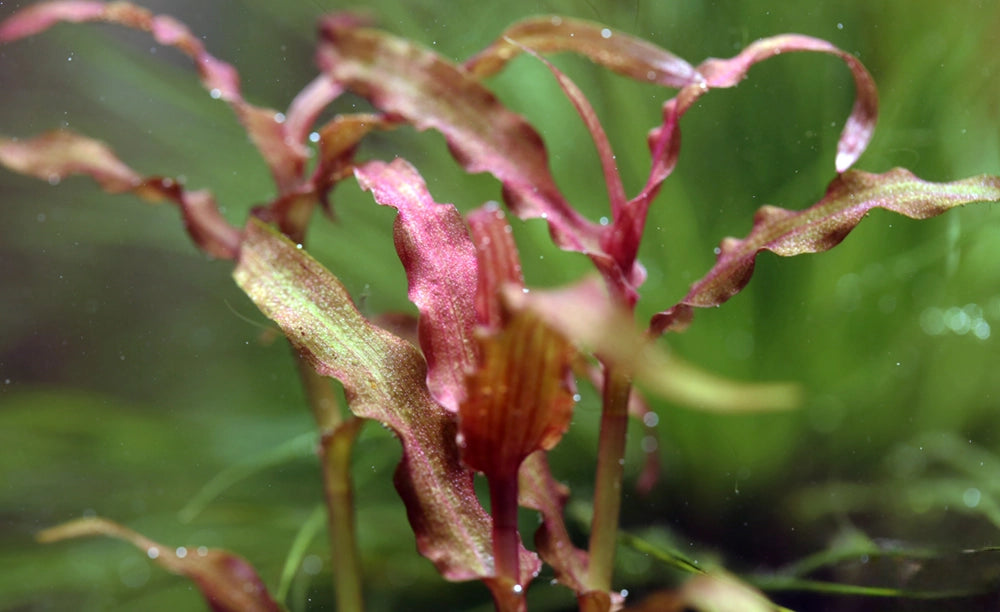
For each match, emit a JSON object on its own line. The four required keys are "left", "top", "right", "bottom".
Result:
{"left": 1, "top": 0, "right": 998, "bottom": 610}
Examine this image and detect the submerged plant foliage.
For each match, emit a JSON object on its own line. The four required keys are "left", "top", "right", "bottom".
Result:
{"left": 2, "top": 2, "right": 998, "bottom": 611}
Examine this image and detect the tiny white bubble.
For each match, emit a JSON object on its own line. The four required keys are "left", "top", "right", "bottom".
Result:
{"left": 512, "top": 584, "right": 523, "bottom": 594}
{"left": 147, "top": 547, "right": 160, "bottom": 560}
{"left": 600, "top": 28, "right": 612, "bottom": 39}
{"left": 642, "top": 412, "right": 659, "bottom": 427}
{"left": 197, "top": 546, "right": 208, "bottom": 556}
{"left": 309, "top": 131, "right": 320, "bottom": 143}
{"left": 837, "top": 23, "right": 844, "bottom": 30}
{"left": 599, "top": 216, "right": 609, "bottom": 226}
{"left": 274, "top": 112, "right": 286, "bottom": 123}
{"left": 175, "top": 546, "right": 187, "bottom": 559}
{"left": 209, "top": 88, "right": 222, "bottom": 99}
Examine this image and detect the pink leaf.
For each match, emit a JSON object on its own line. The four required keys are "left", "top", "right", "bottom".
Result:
{"left": 355, "top": 159, "right": 480, "bottom": 414}
{"left": 651, "top": 168, "right": 1000, "bottom": 334}
{"left": 38, "top": 517, "right": 281, "bottom": 612}
{"left": 233, "top": 218, "right": 540, "bottom": 583}
{"left": 0, "top": 131, "right": 240, "bottom": 259}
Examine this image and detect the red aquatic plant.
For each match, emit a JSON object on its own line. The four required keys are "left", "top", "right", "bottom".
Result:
{"left": 2, "top": 2, "right": 999, "bottom": 611}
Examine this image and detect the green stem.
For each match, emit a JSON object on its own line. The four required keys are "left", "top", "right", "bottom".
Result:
{"left": 297, "top": 356, "right": 365, "bottom": 612}
{"left": 586, "top": 365, "right": 632, "bottom": 593}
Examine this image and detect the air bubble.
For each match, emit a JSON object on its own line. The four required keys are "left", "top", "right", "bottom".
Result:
{"left": 600, "top": 28, "right": 612, "bottom": 39}
{"left": 512, "top": 584, "right": 523, "bottom": 594}
{"left": 147, "top": 547, "right": 160, "bottom": 560}
{"left": 209, "top": 88, "right": 222, "bottom": 100}
{"left": 175, "top": 546, "right": 188, "bottom": 559}
{"left": 309, "top": 132, "right": 320, "bottom": 143}
{"left": 274, "top": 112, "right": 286, "bottom": 123}
{"left": 642, "top": 412, "right": 659, "bottom": 427}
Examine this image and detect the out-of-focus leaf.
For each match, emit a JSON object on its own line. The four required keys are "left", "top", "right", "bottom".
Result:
{"left": 0, "top": 131, "right": 240, "bottom": 259}
{"left": 0, "top": 1, "right": 350, "bottom": 223}
{"left": 355, "top": 158, "right": 480, "bottom": 414}
{"left": 316, "top": 18, "right": 603, "bottom": 256}
{"left": 458, "top": 311, "right": 576, "bottom": 478}
{"left": 276, "top": 506, "right": 326, "bottom": 602}
{"left": 464, "top": 16, "right": 701, "bottom": 88}
{"left": 37, "top": 517, "right": 282, "bottom": 612}
{"left": 233, "top": 218, "right": 539, "bottom": 585}
{"left": 178, "top": 432, "right": 317, "bottom": 523}
{"left": 511, "top": 279, "right": 800, "bottom": 412}
{"left": 651, "top": 168, "right": 1000, "bottom": 334}
{"left": 626, "top": 573, "right": 778, "bottom": 612}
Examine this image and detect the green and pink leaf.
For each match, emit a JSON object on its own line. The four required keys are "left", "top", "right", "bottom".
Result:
{"left": 233, "top": 218, "right": 540, "bottom": 586}
{"left": 652, "top": 169, "right": 1000, "bottom": 334}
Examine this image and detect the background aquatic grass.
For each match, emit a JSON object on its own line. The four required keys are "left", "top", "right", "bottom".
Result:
{"left": 1, "top": 0, "right": 998, "bottom": 609}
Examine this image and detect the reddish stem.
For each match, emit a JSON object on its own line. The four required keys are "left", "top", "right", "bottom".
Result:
{"left": 487, "top": 471, "right": 521, "bottom": 589}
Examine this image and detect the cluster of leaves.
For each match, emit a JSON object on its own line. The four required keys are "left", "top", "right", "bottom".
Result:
{"left": 2, "top": 2, "right": 999, "bottom": 611}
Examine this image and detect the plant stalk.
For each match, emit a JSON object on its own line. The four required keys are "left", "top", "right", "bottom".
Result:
{"left": 487, "top": 471, "right": 525, "bottom": 612}
{"left": 488, "top": 472, "right": 521, "bottom": 584}
{"left": 297, "top": 356, "right": 365, "bottom": 612}
{"left": 586, "top": 364, "right": 632, "bottom": 593}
